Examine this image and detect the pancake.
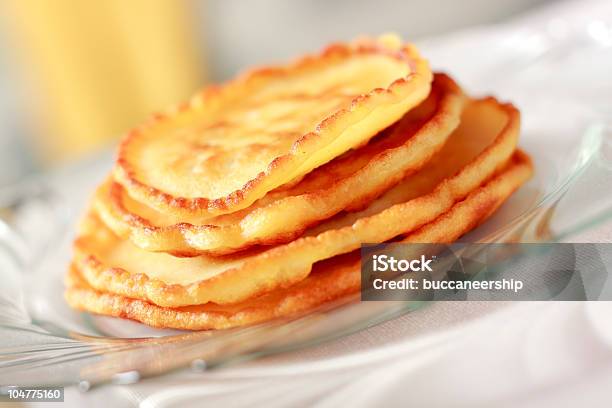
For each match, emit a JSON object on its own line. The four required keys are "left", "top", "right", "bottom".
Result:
{"left": 65, "top": 152, "right": 533, "bottom": 330}
{"left": 113, "top": 35, "right": 433, "bottom": 219}
{"left": 72, "top": 97, "right": 522, "bottom": 307}
{"left": 95, "top": 74, "right": 465, "bottom": 256}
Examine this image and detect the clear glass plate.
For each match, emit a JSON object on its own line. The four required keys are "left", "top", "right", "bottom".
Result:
{"left": 1, "top": 18, "right": 611, "bottom": 390}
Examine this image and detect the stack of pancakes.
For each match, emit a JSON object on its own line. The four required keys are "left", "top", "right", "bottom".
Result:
{"left": 65, "top": 35, "right": 533, "bottom": 330}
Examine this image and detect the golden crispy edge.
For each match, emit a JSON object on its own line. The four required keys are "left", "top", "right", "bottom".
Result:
{"left": 113, "top": 39, "right": 433, "bottom": 218}
{"left": 65, "top": 152, "right": 532, "bottom": 330}
{"left": 74, "top": 97, "right": 523, "bottom": 307}
{"left": 65, "top": 252, "right": 361, "bottom": 331}
{"left": 402, "top": 150, "right": 532, "bottom": 243}
{"left": 96, "top": 74, "right": 465, "bottom": 256}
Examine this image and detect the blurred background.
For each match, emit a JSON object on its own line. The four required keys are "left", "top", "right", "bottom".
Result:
{"left": 0, "top": 0, "right": 552, "bottom": 187}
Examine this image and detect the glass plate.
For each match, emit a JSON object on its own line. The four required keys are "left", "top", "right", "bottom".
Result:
{"left": 1, "top": 18, "right": 611, "bottom": 390}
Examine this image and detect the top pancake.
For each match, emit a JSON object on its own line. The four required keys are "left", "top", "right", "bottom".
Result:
{"left": 95, "top": 74, "right": 463, "bottom": 256}
{"left": 114, "top": 35, "right": 432, "bottom": 218}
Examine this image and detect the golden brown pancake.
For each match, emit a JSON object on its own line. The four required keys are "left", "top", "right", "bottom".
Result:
{"left": 72, "top": 97, "right": 521, "bottom": 308}
{"left": 65, "top": 151, "right": 532, "bottom": 330}
{"left": 113, "top": 35, "right": 433, "bottom": 219}
{"left": 95, "top": 74, "right": 465, "bottom": 256}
